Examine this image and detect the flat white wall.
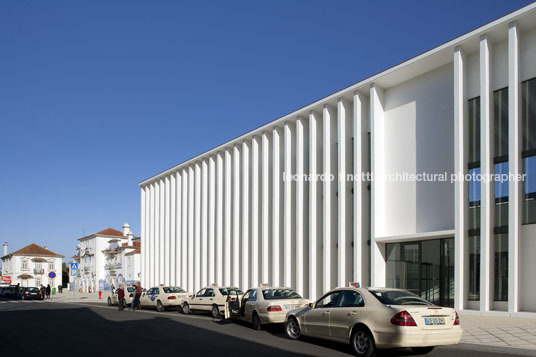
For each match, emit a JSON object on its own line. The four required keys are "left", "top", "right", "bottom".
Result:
{"left": 381, "top": 64, "right": 454, "bottom": 237}
{"left": 520, "top": 27, "right": 536, "bottom": 81}
{"left": 520, "top": 224, "right": 536, "bottom": 312}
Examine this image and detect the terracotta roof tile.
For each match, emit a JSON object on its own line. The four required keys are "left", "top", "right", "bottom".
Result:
{"left": 96, "top": 228, "right": 124, "bottom": 237}
{"left": 7, "top": 244, "right": 63, "bottom": 258}
{"left": 125, "top": 248, "right": 141, "bottom": 256}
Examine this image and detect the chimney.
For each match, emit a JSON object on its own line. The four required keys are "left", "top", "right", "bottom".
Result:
{"left": 3, "top": 242, "right": 7, "bottom": 256}
{"left": 127, "top": 232, "right": 133, "bottom": 246}
{"left": 122, "top": 222, "right": 131, "bottom": 236}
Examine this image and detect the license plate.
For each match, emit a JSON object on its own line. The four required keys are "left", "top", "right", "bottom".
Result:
{"left": 424, "top": 317, "right": 445, "bottom": 325}
{"left": 285, "top": 305, "right": 299, "bottom": 310}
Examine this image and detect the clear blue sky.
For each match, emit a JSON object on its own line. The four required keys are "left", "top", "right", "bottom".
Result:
{"left": 0, "top": 0, "right": 532, "bottom": 260}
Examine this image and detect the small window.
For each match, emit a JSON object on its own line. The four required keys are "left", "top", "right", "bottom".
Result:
{"left": 48, "top": 262, "right": 54, "bottom": 271}
{"left": 196, "top": 289, "right": 206, "bottom": 297}
{"left": 249, "top": 290, "right": 257, "bottom": 302}
{"left": 336, "top": 290, "right": 364, "bottom": 308}
{"left": 21, "top": 259, "right": 29, "bottom": 270}
{"left": 315, "top": 291, "right": 341, "bottom": 308}
{"left": 205, "top": 288, "right": 215, "bottom": 297}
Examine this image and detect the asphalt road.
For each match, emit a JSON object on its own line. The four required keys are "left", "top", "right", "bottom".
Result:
{"left": 1, "top": 298, "right": 534, "bottom": 357}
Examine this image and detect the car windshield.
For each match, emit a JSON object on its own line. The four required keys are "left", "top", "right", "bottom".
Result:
{"left": 369, "top": 289, "right": 432, "bottom": 306}
{"left": 262, "top": 289, "right": 302, "bottom": 300}
{"left": 163, "top": 287, "right": 185, "bottom": 293}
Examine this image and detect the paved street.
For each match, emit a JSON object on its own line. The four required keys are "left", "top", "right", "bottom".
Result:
{"left": 1, "top": 298, "right": 535, "bottom": 357}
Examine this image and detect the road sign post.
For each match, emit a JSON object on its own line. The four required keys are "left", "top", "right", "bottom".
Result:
{"left": 70, "top": 262, "right": 79, "bottom": 301}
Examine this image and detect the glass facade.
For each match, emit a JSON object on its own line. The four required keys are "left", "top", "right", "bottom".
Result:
{"left": 386, "top": 238, "right": 454, "bottom": 307}
{"left": 494, "top": 233, "right": 508, "bottom": 301}
{"left": 468, "top": 236, "right": 480, "bottom": 301}
{"left": 522, "top": 78, "right": 536, "bottom": 224}
{"left": 493, "top": 87, "right": 509, "bottom": 303}
{"left": 467, "top": 97, "right": 481, "bottom": 300}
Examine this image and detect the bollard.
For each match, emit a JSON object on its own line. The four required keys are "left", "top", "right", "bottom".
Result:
{"left": 98, "top": 290, "right": 102, "bottom": 299}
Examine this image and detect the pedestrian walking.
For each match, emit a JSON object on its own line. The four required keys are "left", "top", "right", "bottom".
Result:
{"left": 130, "top": 287, "right": 135, "bottom": 310}
{"left": 117, "top": 285, "right": 125, "bottom": 311}
{"left": 14, "top": 283, "right": 20, "bottom": 300}
{"left": 40, "top": 285, "right": 46, "bottom": 300}
{"left": 133, "top": 281, "right": 142, "bottom": 310}
{"left": 46, "top": 284, "right": 51, "bottom": 299}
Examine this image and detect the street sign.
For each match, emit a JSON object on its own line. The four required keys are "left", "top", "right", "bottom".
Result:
{"left": 70, "top": 262, "right": 79, "bottom": 276}
{"left": 1, "top": 276, "right": 11, "bottom": 284}
{"left": 48, "top": 271, "right": 56, "bottom": 279}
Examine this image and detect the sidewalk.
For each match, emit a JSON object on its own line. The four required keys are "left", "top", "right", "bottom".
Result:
{"left": 50, "top": 290, "right": 112, "bottom": 303}
{"left": 460, "top": 314, "right": 536, "bottom": 350}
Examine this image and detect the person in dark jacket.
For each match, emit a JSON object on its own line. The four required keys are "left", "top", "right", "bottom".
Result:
{"left": 46, "top": 284, "right": 51, "bottom": 299}
{"left": 133, "top": 281, "right": 142, "bottom": 310}
{"left": 40, "top": 285, "right": 46, "bottom": 300}
{"left": 14, "top": 283, "right": 20, "bottom": 300}
{"left": 117, "top": 285, "right": 125, "bottom": 311}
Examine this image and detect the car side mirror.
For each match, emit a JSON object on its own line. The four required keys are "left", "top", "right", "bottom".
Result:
{"left": 308, "top": 303, "right": 313, "bottom": 308}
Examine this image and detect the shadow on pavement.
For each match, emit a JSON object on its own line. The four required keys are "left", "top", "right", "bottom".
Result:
{"left": 0, "top": 306, "right": 313, "bottom": 357}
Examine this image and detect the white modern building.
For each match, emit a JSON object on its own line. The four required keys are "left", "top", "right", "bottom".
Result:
{"left": 1, "top": 243, "right": 63, "bottom": 288}
{"left": 71, "top": 223, "right": 141, "bottom": 292}
{"left": 139, "top": 4, "right": 536, "bottom": 315}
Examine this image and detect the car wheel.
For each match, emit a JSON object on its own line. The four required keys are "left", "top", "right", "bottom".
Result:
{"left": 211, "top": 305, "right": 221, "bottom": 319}
{"left": 107, "top": 297, "right": 112, "bottom": 306}
{"left": 182, "top": 302, "right": 190, "bottom": 314}
{"left": 252, "top": 312, "right": 262, "bottom": 330}
{"left": 411, "top": 347, "right": 435, "bottom": 355}
{"left": 285, "top": 316, "right": 300, "bottom": 339}
{"left": 350, "top": 327, "right": 375, "bottom": 357}
{"left": 156, "top": 300, "right": 165, "bottom": 312}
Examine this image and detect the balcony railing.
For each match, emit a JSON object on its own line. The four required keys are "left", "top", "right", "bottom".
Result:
{"left": 33, "top": 268, "right": 44, "bottom": 274}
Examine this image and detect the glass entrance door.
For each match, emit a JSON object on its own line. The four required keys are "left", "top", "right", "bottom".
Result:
{"left": 386, "top": 237, "right": 454, "bottom": 307}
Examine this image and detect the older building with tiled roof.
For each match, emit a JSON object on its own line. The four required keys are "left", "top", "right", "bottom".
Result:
{"left": 70, "top": 223, "right": 141, "bottom": 292}
{"left": 6, "top": 244, "right": 64, "bottom": 258}
{"left": 1, "top": 243, "right": 63, "bottom": 288}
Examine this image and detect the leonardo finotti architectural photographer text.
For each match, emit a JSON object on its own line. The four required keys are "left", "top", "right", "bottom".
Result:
{"left": 282, "top": 171, "right": 527, "bottom": 184}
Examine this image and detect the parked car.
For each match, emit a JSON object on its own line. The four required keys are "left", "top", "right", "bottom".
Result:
{"left": 230, "top": 286, "right": 310, "bottom": 330}
{"left": 21, "top": 287, "right": 42, "bottom": 300}
{"left": 182, "top": 285, "right": 243, "bottom": 318}
{"left": 284, "top": 287, "right": 462, "bottom": 357}
{"left": 2, "top": 286, "right": 17, "bottom": 299}
{"left": 140, "top": 285, "right": 190, "bottom": 312}
{"left": 108, "top": 286, "right": 143, "bottom": 306}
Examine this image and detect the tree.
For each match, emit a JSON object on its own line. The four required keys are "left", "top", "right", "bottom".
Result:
{"left": 62, "top": 262, "right": 69, "bottom": 288}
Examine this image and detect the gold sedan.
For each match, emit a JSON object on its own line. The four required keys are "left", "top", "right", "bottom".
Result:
{"left": 182, "top": 285, "right": 243, "bottom": 318}
{"left": 140, "top": 285, "right": 191, "bottom": 312}
{"left": 231, "top": 286, "right": 310, "bottom": 330}
{"left": 284, "top": 287, "right": 462, "bottom": 357}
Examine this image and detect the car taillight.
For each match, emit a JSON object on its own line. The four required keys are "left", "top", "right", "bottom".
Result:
{"left": 25, "top": 292, "right": 28, "bottom": 295}
{"left": 390, "top": 310, "right": 417, "bottom": 326}
{"left": 267, "top": 305, "right": 282, "bottom": 312}
{"left": 454, "top": 311, "right": 460, "bottom": 325}
{"left": 168, "top": 296, "right": 176, "bottom": 300}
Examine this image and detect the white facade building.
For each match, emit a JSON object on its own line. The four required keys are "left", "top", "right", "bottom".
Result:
{"left": 71, "top": 223, "right": 141, "bottom": 292}
{"left": 139, "top": 4, "right": 536, "bottom": 315}
{"left": 1, "top": 243, "right": 63, "bottom": 289}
